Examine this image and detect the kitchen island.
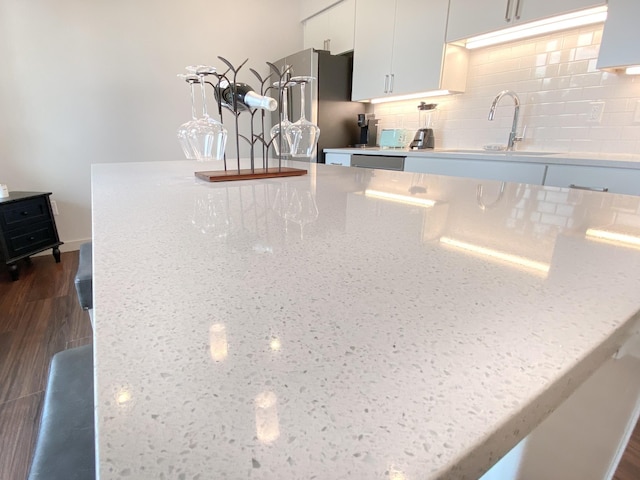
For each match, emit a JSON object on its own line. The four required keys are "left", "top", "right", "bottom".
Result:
{"left": 92, "top": 159, "right": 640, "bottom": 479}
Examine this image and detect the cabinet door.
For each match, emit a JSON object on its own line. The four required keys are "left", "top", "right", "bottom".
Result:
{"left": 328, "top": 0, "right": 355, "bottom": 55}
{"left": 544, "top": 164, "right": 640, "bottom": 196}
{"left": 404, "top": 157, "right": 547, "bottom": 184}
{"left": 304, "top": 11, "right": 330, "bottom": 51}
{"left": 351, "top": 0, "right": 395, "bottom": 101}
{"left": 446, "top": 0, "right": 512, "bottom": 43}
{"left": 391, "top": 0, "right": 449, "bottom": 95}
{"left": 446, "top": 0, "right": 606, "bottom": 43}
{"left": 597, "top": 0, "right": 640, "bottom": 71}
{"left": 516, "top": 0, "right": 605, "bottom": 25}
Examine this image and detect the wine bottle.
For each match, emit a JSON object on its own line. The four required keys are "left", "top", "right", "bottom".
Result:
{"left": 217, "top": 82, "right": 277, "bottom": 112}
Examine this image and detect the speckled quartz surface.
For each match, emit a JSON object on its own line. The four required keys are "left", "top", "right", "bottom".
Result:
{"left": 92, "top": 159, "right": 640, "bottom": 479}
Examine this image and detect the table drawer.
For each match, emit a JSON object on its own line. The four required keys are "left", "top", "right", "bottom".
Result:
{"left": 5, "top": 222, "right": 57, "bottom": 258}
{"left": 0, "top": 196, "right": 50, "bottom": 230}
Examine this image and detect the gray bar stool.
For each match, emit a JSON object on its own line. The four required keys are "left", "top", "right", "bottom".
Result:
{"left": 28, "top": 344, "right": 95, "bottom": 480}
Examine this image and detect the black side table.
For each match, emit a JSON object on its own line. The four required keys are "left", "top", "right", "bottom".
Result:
{"left": 0, "top": 192, "right": 63, "bottom": 281}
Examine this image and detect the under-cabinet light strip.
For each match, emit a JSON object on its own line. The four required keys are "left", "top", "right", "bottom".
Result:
{"left": 370, "top": 90, "right": 451, "bottom": 105}
{"left": 464, "top": 6, "right": 607, "bottom": 50}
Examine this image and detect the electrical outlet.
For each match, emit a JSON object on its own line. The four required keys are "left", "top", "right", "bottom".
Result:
{"left": 587, "top": 101, "right": 605, "bottom": 123}
{"left": 51, "top": 200, "right": 59, "bottom": 215}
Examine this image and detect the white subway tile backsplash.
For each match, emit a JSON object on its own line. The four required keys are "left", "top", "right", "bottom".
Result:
{"left": 574, "top": 45, "right": 600, "bottom": 61}
{"left": 373, "top": 25, "right": 640, "bottom": 155}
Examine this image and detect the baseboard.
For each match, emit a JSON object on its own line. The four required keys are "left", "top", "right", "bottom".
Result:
{"left": 32, "top": 238, "right": 90, "bottom": 256}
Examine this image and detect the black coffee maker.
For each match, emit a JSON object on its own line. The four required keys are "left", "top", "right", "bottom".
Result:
{"left": 410, "top": 102, "right": 437, "bottom": 149}
{"left": 355, "top": 113, "right": 377, "bottom": 148}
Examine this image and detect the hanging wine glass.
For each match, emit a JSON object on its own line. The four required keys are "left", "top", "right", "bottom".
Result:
{"left": 270, "top": 80, "right": 300, "bottom": 158}
{"left": 186, "top": 65, "right": 227, "bottom": 161}
{"left": 177, "top": 74, "right": 199, "bottom": 160}
{"left": 285, "top": 76, "right": 320, "bottom": 159}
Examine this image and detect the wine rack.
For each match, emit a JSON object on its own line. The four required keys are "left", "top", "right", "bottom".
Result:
{"left": 193, "top": 56, "right": 307, "bottom": 182}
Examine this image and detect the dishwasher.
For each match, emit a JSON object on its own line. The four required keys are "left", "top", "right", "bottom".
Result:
{"left": 350, "top": 154, "right": 406, "bottom": 171}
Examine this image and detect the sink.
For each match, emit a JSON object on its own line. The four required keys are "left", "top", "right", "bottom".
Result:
{"left": 436, "top": 149, "right": 557, "bottom": 156}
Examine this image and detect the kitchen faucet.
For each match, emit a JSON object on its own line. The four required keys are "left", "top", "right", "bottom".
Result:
{"left": 488, "top": 90, "right": 522, "bottom": 150}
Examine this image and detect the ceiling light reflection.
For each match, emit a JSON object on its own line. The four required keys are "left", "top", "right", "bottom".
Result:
{"left": 255, "top": 391, "right": 280, "bottom": 444}
{"left": 209, "top": 323, "right": 228, "bottom": 362}
{"left": 389, "top": 466, "right": 408, "bottom": 480}
{"left": 625, "top": 66, "right": 640, "bottom": 75}
{"left": 364, "top": 190, "right": 436, "bottom": 208}
{"left": 270, "top": 337, "right": 282, "bottom": 351}
{"left": 440, "top": 237, "right": 550, "bottom": 275}
{"left": 115, "top": 388, "right": 132, "bottom": 405}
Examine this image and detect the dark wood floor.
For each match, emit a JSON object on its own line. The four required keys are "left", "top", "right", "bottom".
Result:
{"left": 0, "top": 251, "right": 92, "bottom": 480}
{"left": 1, "top": 251, "right": 640, "bottom": 479}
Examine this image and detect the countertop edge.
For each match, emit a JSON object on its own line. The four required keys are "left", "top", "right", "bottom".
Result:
{"left": 324, "top": 148, "right": 640, "bottom": 169}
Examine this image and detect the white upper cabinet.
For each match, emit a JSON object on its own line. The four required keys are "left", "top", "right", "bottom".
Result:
{"left": 351, "top": 0, "right": 396, "bottom": 101}
{"left": 352, "top": 0, "right": 468, "bottom": 102}
{"left": 446, "top": 0, "right": 606, "bottom": 43}
{"left": 303, "top": 0, "right": 355, "bottom": 55}
{"left": 597, "top": 0, "right": 640, "bottom": 71}
{"left": 299, "top": 0, "right": 341, "bottom": 21}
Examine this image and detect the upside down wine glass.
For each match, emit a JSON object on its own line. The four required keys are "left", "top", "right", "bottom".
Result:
{"left": 270, "top": 80, "right": 300, "bottom": 158}
{"left": 285, "top": 76, "right": 320, "bottom": 159}
{"left": 177, "top": 74, "right": 199, "bottom": 159}
{"left": 186, "top": 65, "right": 227, "bottom": 161}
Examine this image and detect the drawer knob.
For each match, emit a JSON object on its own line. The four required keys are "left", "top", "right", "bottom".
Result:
{"left": 29, "top": 236, "right": 35, "bottom": 241}
{"left": 21, "top": 211, "right": 29, "bottom": 215}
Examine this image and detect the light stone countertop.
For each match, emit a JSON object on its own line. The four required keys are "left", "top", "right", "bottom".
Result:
{"left": 325, "top": 147, "right": 640, "bottom": 169}
{"left": 92, "top": 159, "right": 640, "bottom": 479}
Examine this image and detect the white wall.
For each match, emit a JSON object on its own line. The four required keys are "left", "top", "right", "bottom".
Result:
{"left": 0, "top": 0, "right": 303, "bottom": 250}
{"left": 374, "top": 24, "right": 640, "bottom": 155}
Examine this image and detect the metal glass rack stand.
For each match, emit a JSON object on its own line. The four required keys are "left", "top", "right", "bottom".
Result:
{"left": 193, "top": 56, "right": 308, "bottom": 183}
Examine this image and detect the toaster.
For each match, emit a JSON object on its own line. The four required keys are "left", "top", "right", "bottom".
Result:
{"left": 378, "top": 129, "right": 409, "bottom": 148}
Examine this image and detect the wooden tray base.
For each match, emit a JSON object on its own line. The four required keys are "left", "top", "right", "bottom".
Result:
{"left": 195, "top": 167, "right": 307, "bottom": 182}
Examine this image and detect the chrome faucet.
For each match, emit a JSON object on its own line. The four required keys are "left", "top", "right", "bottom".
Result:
{"left": 488, "top": 90, "right": 522, "bottom": 150}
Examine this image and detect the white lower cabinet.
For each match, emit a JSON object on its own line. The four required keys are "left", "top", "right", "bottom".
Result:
{"left": 544, "top": 164, "right": 640, "bottom": 196}
{"left": 482, "top": 353, "right": 640, "bottom": 480}
{"left": 404, "top": 157, "right": 547, "bottom": 184}
{"left": 325, "top": 152, "right": 351, "bottom": 166}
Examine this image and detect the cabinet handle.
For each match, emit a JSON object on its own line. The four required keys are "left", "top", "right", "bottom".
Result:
{"left": 389, "top": 73, "right": 395, "bottom": 93}
{"left": 326, "top": 38, "right": 331, "bottom": 51}
{"left": 21, "top": 211, "right": 29, "bottom": 215}
{"left": 384, "top": 74, "right": 389, "bottom": 93}
{"left": 569, "top": 184, "right": 609, "bottom": 192}
{"left": 505, "top": 0, "right": 513, "bottom": 21}
{"left": 29, "top": 236, "right": 35, "bottom": 241}
{"left": 514, "top": 0, "right": 522, "bottom": 20}
{"left": 329, "top": 162, "right": 342, "bottom": 165}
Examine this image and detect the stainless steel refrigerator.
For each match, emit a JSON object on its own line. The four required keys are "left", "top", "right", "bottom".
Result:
{"left": 270, "top": 48, "right": 362, "bottom": 163}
